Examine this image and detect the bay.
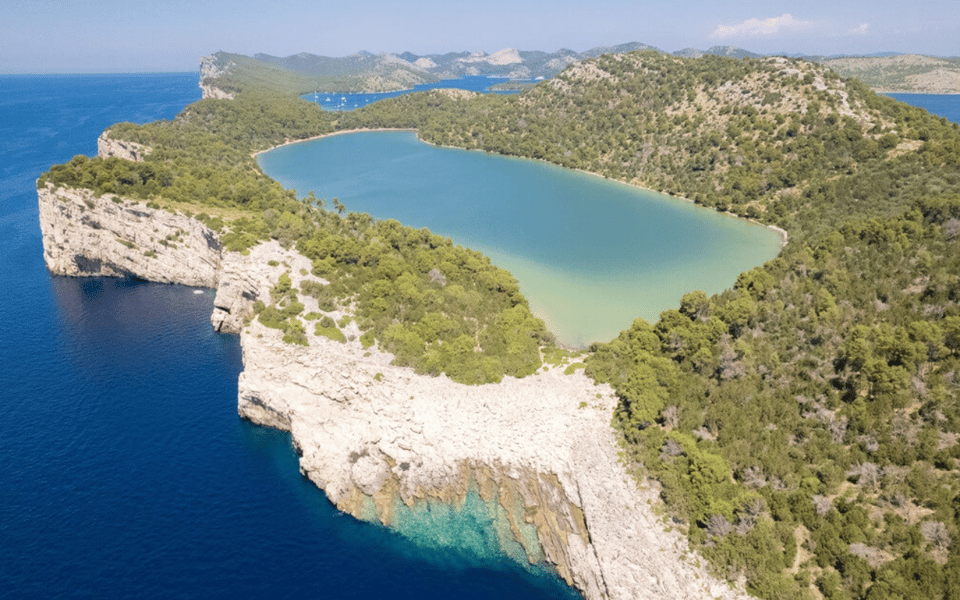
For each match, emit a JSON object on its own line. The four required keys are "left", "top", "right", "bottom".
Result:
{"left": 305, "top": 75, "right": 530, "bottom": 111}
{"left": 887, "top": 93, "right": 960, "bottom": 124}
{"left": 258, "top": 131, "right": 784, "bottom": 346}
{"left": 0, "top": 74, "right": 576, "bottom": 599}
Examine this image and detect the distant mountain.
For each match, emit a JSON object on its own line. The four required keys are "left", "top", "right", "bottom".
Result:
{"left": 819, "top": 54, "right": 960, "bottom": 93}
{"left": 674, "top": 46, "right": 761, "bottom": 59}
{"left": 580, "top": 42, "right": 661, "bottom": 58}
{"left": 201, "top": 44, "right": 668, "bottom": 96}
{"left": 200, "top": 45, "right": 960, "bottom": 98}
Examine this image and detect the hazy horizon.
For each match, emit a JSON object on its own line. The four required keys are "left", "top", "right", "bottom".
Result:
{"left": 3, "top": 0, "right": 958, "bottom": 74}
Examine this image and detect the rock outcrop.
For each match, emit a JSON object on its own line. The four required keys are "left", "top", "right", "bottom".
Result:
{"left": 239, "top": 317, "right": 747, "bottom": 600}
{"left": 38, "top": 183, "right": 748, "bottom": 600}
{"left": 38, "top": 185, "right": 220, "bottom": 288}
{"left": 199, "top": 54, "right": 235, "bottom": 100}
{"left": 97, "top": 131, "right": 150, "bottom": 162}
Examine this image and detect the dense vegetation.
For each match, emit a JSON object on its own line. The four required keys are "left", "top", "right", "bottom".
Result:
{"left": 341, "top": 51, "right": 960, "bottom": 599}
{"left": 204, "top": 51, "right": 437, "bottom": 96}
{"left": 39, "top": 93, "right": 548, "bottom": 385}
{"left": 343, "top": 52, "right": 960, "bottom": 240}
{"left": 40, "top": 49, "right": 960, "bottom": 598}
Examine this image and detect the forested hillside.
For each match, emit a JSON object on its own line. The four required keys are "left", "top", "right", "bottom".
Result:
{"left": 342, "top": 52, "right": 960, "bottom": 599}
{"left": 40, "top": 94, "right": 550, "bottom": 386}
{"left": 42, "top": 49, "right": 960, "bottom": 599}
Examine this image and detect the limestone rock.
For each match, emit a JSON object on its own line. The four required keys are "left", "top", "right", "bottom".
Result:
{"left": 199, "top": 54, "right": 236, "bottom": 100}
{"left": 38, "top": 184, "right": 219, "bottom": 288}
{"left": 97, "top": 132, "right": 150, "bottom": 162}
{"left": 237, "top": 322, "right": 750, "bottom": 600}
{"left": 38, "top": 182, "right": 748, "bottom": 600}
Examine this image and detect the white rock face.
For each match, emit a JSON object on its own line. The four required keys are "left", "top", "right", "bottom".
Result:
{"left": 38, "top": 185, "right": 220, "bottom": 288}
{"left": 239, "top": 322, "right": 748, "bottom": 600}
{"left": 459, "top": 48, "right": 523, "bottom": 66}
{"left": 38, "top": 183, "right": 748, "bottom": 600}
{"left": 97, "top": 132, "right": 150, "bottom": 161}
{"left": 199, "top": 54, "right": 235, "bottom": 100}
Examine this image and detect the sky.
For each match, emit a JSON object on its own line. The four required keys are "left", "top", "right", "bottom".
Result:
{"left": 2, "top": 0, "right": 958, "bottom": 73}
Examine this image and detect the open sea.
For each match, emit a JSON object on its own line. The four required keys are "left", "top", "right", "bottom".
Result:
{"left": 3, "top": 72, "right": 957, "bottom": 600}
{"left": 0, "top": 74, "right": 577, "bottom": 599}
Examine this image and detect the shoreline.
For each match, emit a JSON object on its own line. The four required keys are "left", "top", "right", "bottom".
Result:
{"left": 257, "top": 126, "right": 791, "bottom": 251}
{"left": 252, "top": 127, "right": 417, "bottom": 159}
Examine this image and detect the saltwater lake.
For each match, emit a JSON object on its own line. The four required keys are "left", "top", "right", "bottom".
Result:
{"left": 259, "top": 131, "right": 783, "bottom": 346}
{"left": 1, "top": 74, "right": 576, "bottom": 600}
{"left": 5, "top": 71, "right": 957, "bottom": 600}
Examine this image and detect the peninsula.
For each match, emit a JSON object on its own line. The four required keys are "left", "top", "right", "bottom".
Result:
{"left": 40, "top": 49, "right": 960, "bottom": 600}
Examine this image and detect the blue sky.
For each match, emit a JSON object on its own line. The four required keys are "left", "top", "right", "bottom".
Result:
{"left": 2, "top": 0, "right": 958, "bottom": 73}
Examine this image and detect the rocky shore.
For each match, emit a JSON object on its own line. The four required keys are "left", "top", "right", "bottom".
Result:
{"left": 38, "top": 172, "right": 748, "bottom": 599}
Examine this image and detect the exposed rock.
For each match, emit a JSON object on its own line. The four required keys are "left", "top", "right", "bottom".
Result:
{"left": 39, "top": 182, "right": 748, "bottom": 600}
{"left": 199, "top": 54, "right": 236, "bottom": 100}
{"left": 97, "top": 131, "right": 150, "bottom": 161}
{"left": 38, "top": 184, "right": 219, "bottom": 288}
{"left": 238, "top": 319, "right": 749, "bottom": 600}
{"left": 210, "top": 250, "right": 262, "bottom": 333}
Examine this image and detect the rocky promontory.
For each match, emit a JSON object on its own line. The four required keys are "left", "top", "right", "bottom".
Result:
{"left": 38, "top": 179, "right": 747, "bottom": 600}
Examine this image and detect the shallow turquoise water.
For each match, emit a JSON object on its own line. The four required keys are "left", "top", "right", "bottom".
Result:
{"left": 2, "top": 74, "right": 579, "bottom": 600}
{"left": 259, "top": 131, "right": 783, "bottom": 346}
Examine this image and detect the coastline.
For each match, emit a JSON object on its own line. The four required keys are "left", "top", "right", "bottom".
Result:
{"left": 252, "top": 127, "right": 417, "bottom": 160}
{"left": 37, "top": 181, "right": 752, "bottom": 599}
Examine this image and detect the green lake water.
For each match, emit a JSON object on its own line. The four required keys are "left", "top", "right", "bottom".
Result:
{"left": 258, "top": 131, "right": 782, "bottom": 346}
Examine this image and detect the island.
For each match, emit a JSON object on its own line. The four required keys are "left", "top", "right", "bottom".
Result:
{"left": 40, "top": 49, "right": 960, "bottom": 600}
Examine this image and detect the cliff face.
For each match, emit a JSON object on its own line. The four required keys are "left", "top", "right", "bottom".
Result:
{"left": 97, "top": 131, "right": 150, "bottom": 162}
{"left": 38, "top": 185, "right": 220, "bottom": 289}
{"left": 199, "top": 54, "right": 236, "bottom": 100}
{"left": 238, "top": 319, "right": 747, "bottom": 600}
{"left": 38, "top": 182, "right": 747, "bottom": 600}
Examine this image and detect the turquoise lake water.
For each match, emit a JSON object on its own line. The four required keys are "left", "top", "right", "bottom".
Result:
{"left": 259, "top": 131, "right": 784, "bottom": 346}
{"left": 2, "top": 74, "right": 578, "bottom": 600}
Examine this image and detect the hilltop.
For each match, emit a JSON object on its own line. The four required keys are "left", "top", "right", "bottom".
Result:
{"left": 201, "top": 45, "right": 960, "bottom": 98}
{"left": 821, "top": 54, "right": 960, "bottom": 94}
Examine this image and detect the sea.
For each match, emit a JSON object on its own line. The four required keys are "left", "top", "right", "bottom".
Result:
{"left": 0, "top": 74, "right": 577, "bottom": 599}
{"left": 2, "top": 72, "right": 957, "bottom": 600}
{"left": 887, "top": 93, "right": 960, "bottom": 124}
{"left": 304, "top": 76, "right": 532, "bottom": 111}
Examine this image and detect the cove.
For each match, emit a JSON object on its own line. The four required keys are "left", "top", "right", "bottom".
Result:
{"left": 259, "top": 130, "right": 783, "bottom": 346}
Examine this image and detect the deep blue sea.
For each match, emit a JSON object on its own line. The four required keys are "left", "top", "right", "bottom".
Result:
{"left": 888, "top": 93, "right": 960, "bottom": 124}
{"left": 0, "top": 74, "right": 577, "bottom": 599}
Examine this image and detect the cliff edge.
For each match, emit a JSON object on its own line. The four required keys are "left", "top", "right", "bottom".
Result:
{"left": 38, "top": 181, "right": 748, "bottom": 600}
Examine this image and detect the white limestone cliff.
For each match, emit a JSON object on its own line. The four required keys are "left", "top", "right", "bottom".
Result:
{"left": 38, "top": 183, "right": 748, "bottom": 600}
{"left": 199, "top": 54, "right": 236, "bottom": 100}
{"left": 38, "top": 185, "right": 220, "bottom": 288}
{"left": 97, "top": 131, "right": 150, "bottom": 162}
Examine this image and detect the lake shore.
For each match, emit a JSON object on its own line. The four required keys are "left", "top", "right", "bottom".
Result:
{"left": 257, "top": 127, "right": 785, "bottom": 347}
{"left": 256, "top": 127, "right": 790, "bottom": 253}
